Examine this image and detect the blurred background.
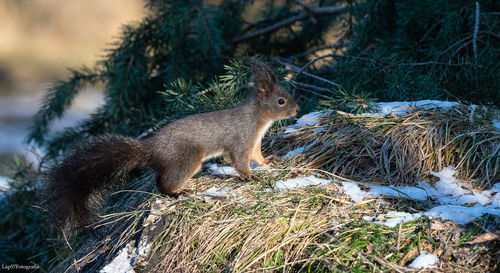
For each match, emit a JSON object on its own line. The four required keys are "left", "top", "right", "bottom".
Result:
{"left": 0, "top": 0, "right": 145, "bottom": 177}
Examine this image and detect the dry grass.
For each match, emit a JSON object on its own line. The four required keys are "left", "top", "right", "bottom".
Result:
{"left": 268, "top": 104, "right": 499, "bottom": 188}
{"left": 56, "top": 169, "right": 499, "bottom": 272}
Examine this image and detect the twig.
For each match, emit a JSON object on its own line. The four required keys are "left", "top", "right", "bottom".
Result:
{"left": 295, "top": 87, "right": 330, "bottom": 99}
{"left": 295, "top": 82, "right": 335, "bottom": 94}
{"left": 436, "top": 34, "right": 473, "bottom": 61}
{"left": 394, "top": 61, "right": 480, "bottom": 68}
{"left": 473, "top": 2, "right": 480, "bottom": 63}
{"left": 273, "top": 57, "right": 341, "bottom": 87}
{"left": 481, "top": 30, "right": 500, "bottom": 39}
{"left": 286, "top": 43, "right": 350, "bottom": 60}
{"left": 293, "top": 0, "right": 317, "bottom": 24}
{"left": 241, "top": 17, "right": 276, "bottom": 33}
{"left": 229, "top": 5, "right": 347, "bottom": 44}
{"left": 294, "top": 54, "right": 382, "bottom": 81}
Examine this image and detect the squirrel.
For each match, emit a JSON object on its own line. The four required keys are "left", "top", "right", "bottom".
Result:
{"left": 42, "top": 60, "right": 299, "bottom": 235}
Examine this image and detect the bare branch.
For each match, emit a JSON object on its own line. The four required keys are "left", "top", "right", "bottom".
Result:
{"left": 295, "top": 82, "right": 335, "bottom": 94}
{"left": 473, "top": 2, "right": 480, "bottom": 62}
{"left": 229, "top": 5, "right": 348, "bottom": 44}
{"left": 272, "top": 57, "right": 341, "bottom": 87}
{"left": 286, "top": 42, "right": 350, "bottom": 60}
{"left": 396, "top": 61, "right": 480, "bottom": 67}
{"left": 294, "top": 53, "right": 382, "bottom": 81}
{"left": 293, "top": 0, "right": 317, "bottom": 24}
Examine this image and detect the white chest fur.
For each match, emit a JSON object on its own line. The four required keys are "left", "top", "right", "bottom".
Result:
{"left": 256, "top": 120, "right": 274, "bottom": 144}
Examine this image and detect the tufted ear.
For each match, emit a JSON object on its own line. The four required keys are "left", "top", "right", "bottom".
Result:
{"left": 251, "top": 59, "right": 277, "bottom": 96}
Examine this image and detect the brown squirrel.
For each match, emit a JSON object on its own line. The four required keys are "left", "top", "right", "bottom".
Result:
{"left": 43, "top": 60, "right": 299, "bottom": 235}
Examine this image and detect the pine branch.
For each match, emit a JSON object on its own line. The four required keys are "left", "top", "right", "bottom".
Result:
{"left": 229, "top": 5, "right": 348, "bottom": 44}
{"left": 26, "top": 69, "right": 105, "bottom": 146}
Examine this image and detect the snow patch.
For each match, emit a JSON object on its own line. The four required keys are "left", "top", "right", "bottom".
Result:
{"left": 100, "top": 244, "right": 136, "bottom": 273}
{"left": 367, "top": 185, "right": 428, "bottom": 201}
{"left": 274, "top": 175, "right": 331, "bottom": 191}
{"left": 493, "top": 119, "right": 500, "bottom": 130}
{"left": 362, "top": 216, "right": 375, "bottom": 221}
{"left": 374, "top": 211, "right": 423, "bottom": 228}
{"left": 365, "top": 100, "right": 461, "bottom": 117}
{"left": 425, "top": 204, "right": 500, "bottom": 225}
{"left": 203, "top": 186, "right": 231, "bottom": 196}
{"left": 284, "top": 111, "right": 325, "bottom": 136}
{"left": 341, "top": 182, "right": 370, "bottom": 202}
{"left": 408, "top": 251, "right": 439, "bottom": 269}
{"left": 100, "top": 240, "right": 152, "bottom": 273}
{"left": 206, "top": 163, "right": 270, "bottom": 178}
{"left": 283, "top": 146, "right": 306, "bottom": 159}
{"left": 207, "top": 163, "right": 239, "bottom": 177}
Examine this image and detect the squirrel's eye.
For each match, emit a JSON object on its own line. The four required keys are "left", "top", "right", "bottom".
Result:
{"left": 277, "top": 98, "right": 286, "bottom": 105}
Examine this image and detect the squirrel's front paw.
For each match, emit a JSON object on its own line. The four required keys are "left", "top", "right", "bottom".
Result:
{"left": 239, "top": 173, "right": 253, "bottom": 182}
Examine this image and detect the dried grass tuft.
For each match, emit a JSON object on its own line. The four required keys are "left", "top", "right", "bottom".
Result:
{"left": 268, "top": 104, "right": 499, "bottom": 188}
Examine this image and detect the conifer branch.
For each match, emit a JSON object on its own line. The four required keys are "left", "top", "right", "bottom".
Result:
{"left": 229, "top": 5, "right": 348, "bottom": 44}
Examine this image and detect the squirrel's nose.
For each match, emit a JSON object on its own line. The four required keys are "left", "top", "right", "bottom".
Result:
{"left": 296, "top": 105, "right": 300, "bottom": 114}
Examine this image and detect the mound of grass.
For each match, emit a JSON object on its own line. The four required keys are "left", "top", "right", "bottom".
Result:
{"left": 57, "top": 170, "right": 499, "bottom": 272}
{"left": 269, "top": 104, "right": 499, "bottom": 188}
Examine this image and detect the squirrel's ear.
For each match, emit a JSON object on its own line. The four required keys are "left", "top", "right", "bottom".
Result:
{"left": 251, "top": 59, "right": 277, "bottom": 95}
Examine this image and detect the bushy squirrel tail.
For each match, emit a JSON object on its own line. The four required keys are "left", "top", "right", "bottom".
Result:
{"left": 42, "top": 135, "right": 150, "bottom": 236}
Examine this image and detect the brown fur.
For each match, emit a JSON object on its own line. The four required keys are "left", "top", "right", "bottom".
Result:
{"left": 42, "top": 60, "right": 299, "bottom": 235}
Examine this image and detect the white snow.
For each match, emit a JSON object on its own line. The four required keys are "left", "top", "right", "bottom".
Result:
{"left": 274, "top": 175, "right": 331, "bottom": 191}
{"left": 367, "top": 184, "right": 428, "bottom": 201}
{"left": 100, "top": 244, "right": 135, "bottom": 273}
{"left": 99, "top": 239, "right": 152, "bottom": 273}
{"left": 203, "top": 186, "right": 231, "bottom": 196}
{"left": 205, "top": 163, "right": 270, "bottom": 178}
{"left": 284, "top": 111, "right": 325, "bottom": 136}
{"left": 207, "top": 163, "right": 240, "bottom": 176}
{"left": 408, "top": 251, "right": 439, "bottom": 269}
{"left": 283, "top": 146, "right": 306, "bottom": 159}
{"left": 364, "top": 100, "right": 461, "bottom": 117}
{"left": 425, "top": 204, "right": 500, "bottom": 225}
{"left": 493, "top": 119, "right": 500, "bottom": 130}
{"left": 341, "top": 182, "right": 371, "bottom": 202}
{"left": 374, "top": 211, "right": 424, "bottom": 228}
{"left": 361, "top": 216, "right": 375, "bottom": 221}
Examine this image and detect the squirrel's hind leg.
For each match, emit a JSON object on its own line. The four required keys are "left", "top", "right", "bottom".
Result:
{"left": 154, "top": 149, "right": 203, "bottom": 195}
